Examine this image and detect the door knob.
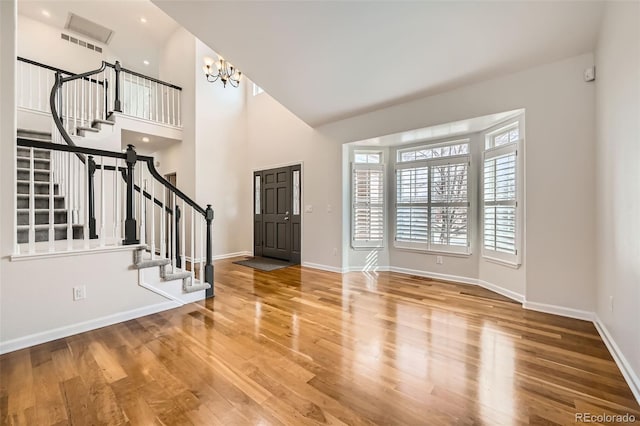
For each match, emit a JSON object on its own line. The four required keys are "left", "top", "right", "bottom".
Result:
{"left": 284, "top": 216, "right": 289, "bottom": 221}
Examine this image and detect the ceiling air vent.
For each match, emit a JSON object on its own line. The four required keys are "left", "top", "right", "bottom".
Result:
{"left": 65, "top": 13, "right": 114, "bottom": 45}
{"left": 61, "top": 33, "right": 103, "bottom": 53}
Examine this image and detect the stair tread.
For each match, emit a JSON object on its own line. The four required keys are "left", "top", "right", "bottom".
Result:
{"left": 17, "top": 167, "right": 50, "bottom": 172}
{"left": 92, "top": 119, "right": 114, "bottom": 126}
{"left": 18, "top": 194, "right": 64, "bottom": 198}
{"left": 77, "top": 126, "right": 99, "bottom": 132}
{"left": 183, "top": 281, "right": 211, "bottom": 293}
{"left": 17, "top": 208, "right": 67, "bottom": 212}
{"left": 16, "top": 156, "right": 50, "bottom": 162}
{"left": 135, "top": 258, "right": 171, "bottom": 269}
{"left": 17, "top": 224, "right": 80, "bottom": 229}
{"left": 163, "top": 271, "right": 192, "bottom": 280}
{"left": 16, "top": 180, "right": 57, "bottom": 184}
{"left": 18, "top": 129, "right": 52, "bottom": 137}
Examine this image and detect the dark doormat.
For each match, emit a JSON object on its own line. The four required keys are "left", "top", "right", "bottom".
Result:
{"left": 233, "top": 256, "right": 296, "bottom": 272}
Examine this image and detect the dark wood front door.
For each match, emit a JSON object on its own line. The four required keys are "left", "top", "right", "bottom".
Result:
{"left": 254, "top": 165, "right": 301, "bottom": 263}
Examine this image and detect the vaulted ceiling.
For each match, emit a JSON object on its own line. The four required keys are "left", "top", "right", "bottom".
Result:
{"left": 153, "top": 0, "right": 604, "bottom": 127}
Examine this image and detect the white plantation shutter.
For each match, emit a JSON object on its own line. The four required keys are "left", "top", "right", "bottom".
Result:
{"left": 483, "top": 125, "right": 521, "bottom": 264}
{"left": 430, "top": 161, "right": 469, "bottom": 249}
{"left": 395, "top": 152, "right": 470, "bottom": 253}
{"left": 352, "top": 164, "right": 384, "bottom": 247}
{"left": 396, "top": 166, "right": 429, "bottom": 244}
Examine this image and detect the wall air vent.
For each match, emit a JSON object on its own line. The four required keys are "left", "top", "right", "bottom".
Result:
{"left": 61, "top": 33, "right": 103, "bottom": 53}
{"left": 65, "top": 13, "right": 114, "bottom": 45}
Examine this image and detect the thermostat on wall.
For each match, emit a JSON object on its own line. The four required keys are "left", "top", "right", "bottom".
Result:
{"left": 584, "top": 66, "right": 596, "bottom": 82}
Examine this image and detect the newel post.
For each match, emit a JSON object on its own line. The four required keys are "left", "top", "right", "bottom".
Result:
{"left": 87, "top": 156, "right": 98, "bottom": 239}
{"left": 123, "top": 144, "right": 139, "bottom": 245}
{"left": 205, "top": 204, "right": 214, "bottom": 298}
{"left": 113, "top": 61, "right": 122, "bottom": 113}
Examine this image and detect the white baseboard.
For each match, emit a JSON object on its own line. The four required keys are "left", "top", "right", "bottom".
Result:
{"left": 301, "top": 262, "right": 344, "bottom": 274}
{"left": 0, "top": 301, "right": 179, "bottom": 355}
{"left": 522, "top": 301, "right": 595, "bottom": 321}
{"left": 477, "top": 279, "right": 525, "bottom": 303}
{"left": 388, "top": 266, "right": 479, "bottom": 286}
{"left": 213, "top": 251, "right": 252, "bottom": 261}
{"left": 593, "top": 316, "right": 640, "bottom": 404}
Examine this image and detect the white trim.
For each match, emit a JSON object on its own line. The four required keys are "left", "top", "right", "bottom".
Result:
{"left": 388, "top": 266, "right": 478, "bottom": 286}
{"left": 483, "top": 255, "right": 521, "bottom": 269}
{"left": 477, "top": 279, "right": 524, "bottom": 303}
{"left": 213, "top": 251, "right": 252, "bottom": 261}
{"left": 113, "top": 112, "right": 182, "bottom": 131}
{"left": 522, "top": 301, "right": 594, "bottom": 321}
{"left": 11, "top": 244, "right": 144, "bottom": 261}
{"left": 301, "top": 262, "right": 344, "bottom": 274}
{"left": 0, "top": 301, "right": 179, "bottom": 355}
{"left": 593, "top": 316, "right": 640, "bottom": 404}
{"left": 251, "top": 160, "right": 304, "bottom": 172}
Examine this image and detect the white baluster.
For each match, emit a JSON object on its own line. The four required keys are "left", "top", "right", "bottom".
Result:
{"left": 37, "top": 66, "right": 42, "bottom": 111}
{"left": 100, "top": 157, "right": 105, "bottom": 247}
{"left": 84, "top": 158, "right": 90, "bottom": 249}
{"left": 28, "top": 148, "right": 35, "bottom": 253}
{"left": 150, "top": 174, "right": 155, "bottom": 259}
{"left": 73, "top": 80, "right": 78, "bottom": 135}
{"left": 181, "top": 199, "right": 186, "bottom": 272}
{"left": 95, "top": 72, "right": 100, "bottom": 122}
{"left": 139, "top": 166, "right": 146, "bottom": 246}
{"left": 113, "top": 158, "right": 119, "bottom": 241}
{"left": 28, "top": 63, "right": 33, "bottom": 110}
{"left": 171, "top": 192, "right": 176, "bottom": 271}
{"left": 160, "top": 182, "right": 166, "bottom": 259}
{"left": 177, "top": 89, "right": 181, "bottom": 127}
{"left": 155, "top": 82, "right": 159, "bottom": 123}
{"left": 66, "top": 152, "right": 73, "bottom": 250}
{"left": 161, "top": 86, "right": 165, "bottom": 124}
{"left": 190, "top": 207, "right": 194, "bottom": 280}
{"left": 171, "top": 89, "right": 176, "bottom": 126}
{"left": 82, "top": 77, "right": 86, "bottom": 128}
{"left": 199, "top": 216, "right": 204, "bottom": 283}
{"left": 135, "top": 75, "right": 140, "bottom": 118}
{"left": 48, "top": 148, "right": 55, "bottom": 252}
{"left": 88, "top": 75, "right": 92, "bottom": 127}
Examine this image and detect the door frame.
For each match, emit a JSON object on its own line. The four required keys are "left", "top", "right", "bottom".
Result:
{"left": 253, "top": 161, "right": 303, "bottom": 264}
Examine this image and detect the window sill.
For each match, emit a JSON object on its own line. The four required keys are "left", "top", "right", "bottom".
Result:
{"left": 393, "top": 245, "right": 472, "bottom": 258}
{"left": 351, "top": 244, "right": 385, "bottom": 251}
{"left": 482, "top": 255, "right": 521, "bottom": 269}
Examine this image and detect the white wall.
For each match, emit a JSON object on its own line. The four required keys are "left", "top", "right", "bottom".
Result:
{"left": 594, "top": 0, "right": 640, "bottom": 392}
{"left": 246, "top": 90, "right": 344, "bottom": 269}
{"left": 158, "top": 28, "right": 196, "bottom": 198}
{"left": 18, "top": 14, "right": 118, "bottom": 74}
{"left": 194, "top": 40, "right": 250, "bottom": 257}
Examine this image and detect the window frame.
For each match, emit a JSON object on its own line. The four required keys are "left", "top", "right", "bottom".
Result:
{"left": 351, "top": 151, "right": 385, "bottom": 249}
{"left": 393, "top": 140, "right": 472, "bottom": 255}
{"left": 481, "top": 118, "right": 523, "bottom": 266}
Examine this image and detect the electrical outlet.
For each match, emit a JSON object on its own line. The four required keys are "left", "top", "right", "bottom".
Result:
{"left": 609, "top": 296, "right": 614, "bottom": 312}
{"left": 73, "top": 285, "right": 86, "bottom": 301}
{"left": 436, "top": 256, "right": 443, "bottom": 265}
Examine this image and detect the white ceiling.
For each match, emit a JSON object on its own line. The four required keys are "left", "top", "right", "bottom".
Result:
{"left": 18, "top": 0, "right": 180, "bottom": 76}
{"left": 121, "top": 129, "right": 179, "bottom": 155}
{"left": 350, "top": 109, "right": 523, "bottom": 147}
{"left": 153, "top": 0, "right": 604, "bottom": 127}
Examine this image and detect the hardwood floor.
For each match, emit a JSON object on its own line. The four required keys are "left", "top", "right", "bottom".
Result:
{"left": 1, "top": 258, "right": 638, "bottom": 425}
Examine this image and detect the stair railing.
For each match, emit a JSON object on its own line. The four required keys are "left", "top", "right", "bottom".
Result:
{"left": 14, "top": 62, "right": 213, "bottom": 296}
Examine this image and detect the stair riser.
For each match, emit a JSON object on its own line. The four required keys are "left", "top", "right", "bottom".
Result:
{"left": 17, "top": 131, "right": 51, "bottom": 141}
{"left": 17, "top": 182, "right": 59, "bottom": 195}
{"left": 17, "top": 226, "right": 84, "bottom": 244}
{"left": 16, "top": 159, "right": 50, "bottom": 170}
{"left": 17, "top": 148, "right": 51, "bottom": 160}
{"left": 17, "top": 169, "right": 51, "bottom": 182}
{"left": 17, "top": 197, "right": 65, "bottom": 209}
{"left": 17, "top": 211, "right": 68, "bottom": 226}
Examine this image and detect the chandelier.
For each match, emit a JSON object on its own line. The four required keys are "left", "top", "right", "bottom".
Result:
{"left": 203, "top": 56, "right": 242, "bottom": 88}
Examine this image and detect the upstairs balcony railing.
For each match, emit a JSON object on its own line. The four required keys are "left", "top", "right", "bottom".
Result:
{"left": 17, "top": 57, "right": 182, "bottom": 131}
